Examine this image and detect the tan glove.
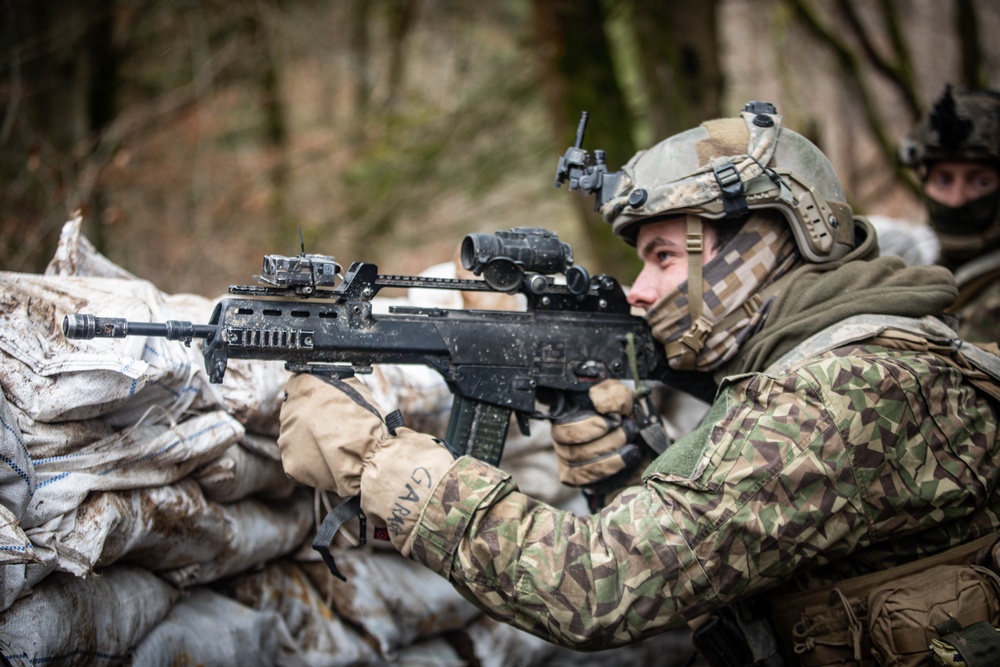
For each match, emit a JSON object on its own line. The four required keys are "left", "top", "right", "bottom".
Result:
{"left": 551, "top": 379, "right": 647, "bottom": 490}
{"left": 278, "top": 373, "right": 456, "bottom": 552}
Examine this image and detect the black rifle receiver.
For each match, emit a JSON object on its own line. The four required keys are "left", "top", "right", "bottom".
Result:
{"left": 62, "top": 227, "right": 699, "bottom": 579}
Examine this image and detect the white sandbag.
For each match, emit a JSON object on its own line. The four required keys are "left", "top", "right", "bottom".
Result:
{"left": 192, "top": 441, "right": 297, "bottom": 503}
{"left": 22, "top": 410, "right": 243, "bottom": 529}
{"left": 461, "top": 614, "right": 704, "bottom": 667}
{"left": 240, "top": 431, "right": 282, "bottom": 460}
{"left": 391, "top": 638, "right": 466, "bottom": 667}
{"left": 0, "top": 272, "right": 206, "bottom": 425}
{"left": 46, "top": 219, "right": 296, "bottom": 434}
{"left": 0, "top": 389, "right": 34, "bottom": 521}
{"left": 35, "top": 478, "right": 311, "bottom": 582}
{"left": 158, "top": 486, "right": 313, "bottom": 587}
{"left": 0, "top": 563, "right": 30, "bottom": 615}
{"left": 0, "top": 565, "right": 181, "bottom": 667}
{"left": 0, "top": 505, "right": 38, "bottom": 568}
{"left": 459, "top": 615, "right": 559, "bottom": 667}
{"left": 129, "top": 587, "right": 288, "bottom": 667}
{"left": 0, "top": 503, "right": 42, "bottom": 613}
{"left": 301, "top": 550, "right": 481, "bottom": 658}
{"left": 222, "top": 560, "right": 379, "bottom": 666}
{"left": 44, "top": 215, "right": 141, "bottom": 280}
{"left": 31, "top": 478, "right": 227, "bottom": 578}
{"left": 209, "top": 357, "right": 289, "bottom": 437}
{"left": 10, "top": 403, "right": 115, "bottom": 460}
{"left": 0, "top": 512, "right": 59, "bottom": 614}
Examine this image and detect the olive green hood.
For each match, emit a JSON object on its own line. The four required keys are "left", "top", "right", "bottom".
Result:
{"left": 724, "top": 217, "right": 959, "bottom": 377}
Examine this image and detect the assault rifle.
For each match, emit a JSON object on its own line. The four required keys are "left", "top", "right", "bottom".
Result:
{"left": 62, "top": 227, "right": 704, "bottom": 579}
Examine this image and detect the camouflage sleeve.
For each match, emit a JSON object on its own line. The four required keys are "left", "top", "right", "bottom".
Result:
{"left": 406, "top": 345, "right": 999, "bottom": 649}
{"left": 954, "top": 280, "right": 1000, "bottom": 345}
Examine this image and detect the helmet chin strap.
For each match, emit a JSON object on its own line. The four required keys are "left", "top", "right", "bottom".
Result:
{"left": 666, "top": 214, "right": 714, "bottom": 370}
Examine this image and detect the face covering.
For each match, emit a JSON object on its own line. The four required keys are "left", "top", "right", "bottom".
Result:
{"left": 645, "top": 212, "right": 800, "bottom": 372}
{"left": 925, "top": 188, "right": 1000, "bottom": 260}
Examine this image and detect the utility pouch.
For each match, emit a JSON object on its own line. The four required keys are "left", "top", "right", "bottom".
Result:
{"left": 770, "top": 534, "right": 1000, "bottom": 667}
{"left": 866, "top": 564, "right": 1000, "bottom": 667}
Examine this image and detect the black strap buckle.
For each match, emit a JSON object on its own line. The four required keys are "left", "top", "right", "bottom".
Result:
{"left": 712, "top": 161, "right": 749, "bottom": 219}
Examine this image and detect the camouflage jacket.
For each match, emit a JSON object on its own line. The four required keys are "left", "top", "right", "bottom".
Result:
{"left": 948, "top": 247, "right": 1000, "bottom": 345}
{"left": 406, "top": 328, "right": 1000, "bottom": 650}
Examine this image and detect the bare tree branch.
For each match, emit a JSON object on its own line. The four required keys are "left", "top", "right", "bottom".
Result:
{"left": 784, "top": 0, "right": 919, "bottom": 194}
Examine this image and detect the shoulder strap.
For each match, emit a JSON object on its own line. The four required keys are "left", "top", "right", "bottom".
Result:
{"left": 765, "top": 314, "right": 1000, "bottom": 391}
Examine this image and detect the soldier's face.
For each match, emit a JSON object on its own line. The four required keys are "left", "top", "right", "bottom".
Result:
{"left": 924, "top": 160, "right": 1000, "bottom": 208}
{"left": 627, "top": 217, "right": 719, "bottom": 312}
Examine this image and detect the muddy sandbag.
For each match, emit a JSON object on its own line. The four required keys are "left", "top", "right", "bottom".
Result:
{"left": 157, "top": 487, "right": 313, "bottom": 588}
{"left": 22, "top": 410, "right": 243, "bottom": 530}
{"left": 0, "top": 565, "right": 181, "bottom": 667}
{"left": 45, "top": 215, "right": 140, "bottom": 281}
{"left": 192, "top": 441, "right": 298, "bottom": 503}
{"left": 0, "top": 503, "right": 42, "bottom": 613}
{"left": 129, "top": 587, "right": 288, "bottom": 667}
{"left": 391, "top": 637, "right": 466, "bottom": 667}
{"left": 35, "top": 478, "right": 312, "bottom": 583}
{"left": 0, "top": 390, "right": 34, "bottom": 522}
{"left": 300, "top": 550, "right": 481, "bottom": 658}
{"left": 10, "top": 406, "right": 115, "bottom": 460}
{"left": 222, "top": 560, "right": 379, "bottom": 666}
{"left": 0, "top": 272, "right": 206, "bottom": 426}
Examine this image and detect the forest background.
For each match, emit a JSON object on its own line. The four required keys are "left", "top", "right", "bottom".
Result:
{"left": 2, "top": 0, "right": 999, "bottom": 297}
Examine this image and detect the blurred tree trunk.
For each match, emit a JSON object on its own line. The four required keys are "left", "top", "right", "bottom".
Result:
{"left": 531, "top": 0, "right": 638, "bottom": 278}
{"left": 348, "top": 0, "right": 371, "bottom": 114}
{"left": 0, "top": 0, "right": 118, "bottom": 271}
{"left": 783, "top": 0, "right": 980, "bottom": 194}
{"left": 383, "top": 0, "right": 418, "bottom": 110}
{"left": 250, "top": 5, "right": 291, "bottom": 247}
{"left": 955, "top": 0, "right": 984, "bottom": 89}
{"left": 630, "top": 0, "right": 723, "bottom": 139}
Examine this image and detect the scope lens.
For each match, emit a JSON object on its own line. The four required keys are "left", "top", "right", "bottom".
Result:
{"left": 461, "top": 234, "right": 499, "bottom": 274}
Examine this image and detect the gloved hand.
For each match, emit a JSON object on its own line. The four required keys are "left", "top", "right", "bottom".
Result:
{"left": 278, "top": 373, "right": 456, "bottom": 553}
{"left": 551, "top": 379, "right": 649, "bottom": 492}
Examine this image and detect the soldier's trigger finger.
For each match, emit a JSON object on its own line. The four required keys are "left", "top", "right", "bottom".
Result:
{"left": 589, "top": 379, "right": 635, "bottom": 417}
{"left": 551, "top": 413, "right": 623, "bottom": 445}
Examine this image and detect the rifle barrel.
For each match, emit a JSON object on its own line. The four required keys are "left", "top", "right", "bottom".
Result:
{"left": 62, "top": 314, "right": 215, "bottom": 342}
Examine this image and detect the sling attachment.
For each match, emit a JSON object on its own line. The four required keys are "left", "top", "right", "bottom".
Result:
{"left": 312, "top": 495, "right": 365, "bottom": 582}
{"left": 311, "top": 408, "right": 404, "bottom": 581}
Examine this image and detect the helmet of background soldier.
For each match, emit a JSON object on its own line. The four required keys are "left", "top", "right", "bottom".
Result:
{"left": 899, "top": 85, "right": 1000, "bottom": 259}
{"left": 601, "top": 103, "right": 856, "bottom": 263}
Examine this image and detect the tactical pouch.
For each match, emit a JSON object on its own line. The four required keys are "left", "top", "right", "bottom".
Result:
{"left": 866, "top": 564, "right": 1000, "bottom": 667}
{"left": 769, "top": 534, "right": 1000, "bottom": 667}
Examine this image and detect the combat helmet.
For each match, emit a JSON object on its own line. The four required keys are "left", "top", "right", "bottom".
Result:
{"left": 600, "top": 102, "right": 856, "bottom": 263}
{"left": 900, "top": 85, "right": 1000, "bottom": 258}
{"left": 582, "top": 104, "right": 860, "bottom": 371}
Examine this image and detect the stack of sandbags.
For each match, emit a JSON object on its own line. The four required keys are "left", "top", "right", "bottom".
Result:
{"left": 0, "top": 218, "right": 698, "bottom": 666}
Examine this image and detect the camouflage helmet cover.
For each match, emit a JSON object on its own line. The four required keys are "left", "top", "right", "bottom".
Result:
{"left": 899, "top": 85, "right": 1000, "bottom": 168}
{"left": 601, "top": 109, "right": 856, "bottom": 263}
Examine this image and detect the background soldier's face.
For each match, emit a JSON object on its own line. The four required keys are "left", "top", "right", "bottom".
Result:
{"left": 924, "top": 160, "right": 1000, "bottom": 208}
